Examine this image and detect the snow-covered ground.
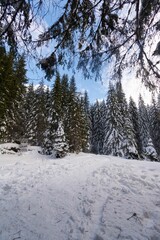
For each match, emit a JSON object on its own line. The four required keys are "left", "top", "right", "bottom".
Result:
{"left": 0, "top": 147, "right": 160, "bottom": 240}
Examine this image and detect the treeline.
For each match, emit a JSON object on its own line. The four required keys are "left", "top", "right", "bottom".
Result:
{"left": 0, "top": 48, "right": 160, "bottom": 160}
{"left": 90, "top": 82, "right": 160, "bottom": 161}
{"left": 0, "top": 73, "right": 89, "bottom": 157}
{"left": 0, "top": 45, "right": 27, "bottom": 141}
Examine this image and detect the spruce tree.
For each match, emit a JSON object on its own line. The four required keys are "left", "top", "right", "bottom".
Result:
{"left": 43, "top": 73, "right": 63, "bottom": 153}
{"left": 0, "top": 51, "right": 28, "bottom": 142}
{"left": 103, "top": 82, "right": 138, "bottom": 158}
{"left": 138, "top": 95, "right": 150, "bottom": 153}
{"left": 53, "top": 121, "right": 69, "bottom": 158}
{"left": 66, "top": 76, "right": 89, "bottom": 153}
{"left": 67, "top": 76, "right": 78, "bottom": 152}
{"left": 61, "top": 74, "right": 70, "bottom": 136}
{"left": 24, "top": 83, "right": 37, "bottom": 145}
{"left": 90, "top": 100, "right": 106, "bottom": 154}
{"left": 79, "top": 97, "right": 90, "bottom": 152}
{"left": 145, "top": 138, "right": 158, "bottom": 161}
{"left": 35, "top": 81, "right": 47, "bottom": 146}
{"left": 89, "top": 104, "right": 96, "bottom": 153}
{"left": 52, "top": 73, "right": 62, "bottom": 121}
{"left": 67, "top": 96, "right": 82, "bottom": 153}
{"left": 83, "top": 91, "right": 90, "bottom": 116}
{"left": 116, "top": 82, "right": 138, "bottom": 158}
{"left": 82, "top": 91, "right": 90, "bottom": 151}
{"left": 103, "top": 83, "right": 124, "bottom": 156}
{"left": 149, "top": 95, "right": 160, "bottom": 157}
{"left": 129, "top": 97, "right": 142, "bottom": 155}
{"left": 99, "top": 100, "right": 107, "bottom": 154}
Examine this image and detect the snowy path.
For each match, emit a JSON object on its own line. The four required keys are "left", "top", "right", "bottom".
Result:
{"left": 0, "top": 150, "right": 160, "bottom": 240}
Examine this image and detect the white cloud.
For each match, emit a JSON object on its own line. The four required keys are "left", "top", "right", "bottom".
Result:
{"left": 25, "top": 83, "right": 50, "bottom": 91}
{"left": 122, "top": 76, "right": 152, "bottom": 105}
{"left": 102, "top": 67, "right": 153, "bottom": 105}
{"left": 94, "top": 98, "right": 104, "bottom": 103}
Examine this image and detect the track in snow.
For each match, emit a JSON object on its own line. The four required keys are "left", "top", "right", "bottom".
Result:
{"left": 0, "top": 150, "right": 160, "bottom": 240}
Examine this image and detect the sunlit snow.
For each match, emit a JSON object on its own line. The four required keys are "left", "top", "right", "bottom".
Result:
{"left": 0, "top": 145, "right": 160, "bottom": 240}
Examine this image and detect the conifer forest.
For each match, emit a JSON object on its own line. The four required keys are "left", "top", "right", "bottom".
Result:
{"left": 1, "top": 2, "right": 160, "bottom": 239}
{"left": 0, "top": 0, "right": 160, "bottom": 160}
{"left": 0, "top": 45, "right": 160, "bottom": 160}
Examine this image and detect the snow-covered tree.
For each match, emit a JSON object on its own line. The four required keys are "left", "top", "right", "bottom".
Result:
{"left": 129, "top": 97, "right": 142, "bottom": 155}
{"left": 83, "top": 90, "right": 90, "bottom": 116}
{"left": 144, "top": 138, "right": 158, "bottom": 161}
{"left": 89, "top": 104, "right": 96, "bottom": 153}
{"left": 53, "top": 121, "right": 68, "bottom": 158}
{"left": 35, "top": 81, "right": 47, "bottom": 146}
{"left": 0, "top": 51, "right": 28, "bottom": 143}
{"left": 79, "top": 97, "right": 90, "bottom": 152}
{"left": 149, "top": 95, "right": 160, "bottom": 157}
{"left": 24, "top": 83, "right": 37, "bottom": 145}
{"left": 103, "top": 82, "right": 138, "bottom": 158}
{"left": 103, "top": 83, "right": 124, "bottom": 156}
{"left": 90, "top": 100, "right": 106, "bottom": 154}
{"left": 138, "top": 95, "right": 150, "bottom": 153}
{"left": 116, "top": 82, "right": 138, "bottom": 159}
{"left": 61, "top": 74, "right": 70, "bottom": 137}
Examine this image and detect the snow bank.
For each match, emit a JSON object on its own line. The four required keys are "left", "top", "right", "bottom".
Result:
{"left": 0, "top": 150, "right": 160, "bottom": 240}
{"left": 0, "top": 143, "right": 20, "bottom": 154}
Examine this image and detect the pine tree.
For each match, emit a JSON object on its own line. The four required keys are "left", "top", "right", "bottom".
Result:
{"left": 67, "top": 76, "right": 78, "bottom": 152}
{"left": 61, "top": 74, "right": 70, "bottom": 136}
{"left": 83, "top": 91, "right": 90, "bottom": 116}
{"left": 129, "top": 97, "right": 142, "bottom": 155}
{"left": 35, "top": 81, "right": 47, "bottom": 146}
{"left": 0, "top": 47, "right": 15, "bottom": 142}
{"left": 24, "top": 83, "right": 37, "bottom": 145}
{"left": 89, "top": 104, "right": 96, "bottom": 153}
{"left": 42, "top": 74, "right": 69, "bottom": 155}
{"left": 103, "top": 83, "right": 124, "bottom": 156}
{"left": 41, "top": 86, "right": 53, "bottom": 154}
{"left": 53, "top": 121, "right": 68, "bottom": 158}
{"left": 79, "top": 97, "right": 90, "bottom": 152}
{"left": 103, "top": 82, "right": 138, "bottom": 158}
{"left": 8, "top": 55, "right": 27, "bottom": 142}
{"left": 149, "top": 95, "right": 160, "bottom": 157}
{"left": 82, "top": 91, "right": 90, "bottom": 151}
{"left": 116, "top": 82, "right": 138, "bottom": 158}
{"left": 43, "top": 74, "right": 63, "bottom": 153}
{"left": 65, "top": 76, "right": 89, "bottom": 153}
{"left": 145, "top": 138, "right": 158, "bottom": 161}
{"left": 90, "top": 100, "right": 106, "bottom": 154}
{"left": 91, "top": 101, "right": 101, "bottom": 154}
{"left": 48, "top": 73, "right": 62, "bottom": 146}
{"left": 99, "top": 100, "right": 107, "bottom": 154}
{"left": 138, "top": 95, "right": 150, "bottom": 153}
{"left": 0, "top": 51, "right": 28, "bottom": 142}
{"left": 68, "top": 96, "right": 82, "bottom": 153}
{"left": 52, "top": 73, "right": 62, "bottom": 121}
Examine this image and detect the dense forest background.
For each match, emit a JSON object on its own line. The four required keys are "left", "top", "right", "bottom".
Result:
{"left": 0, "top": 45, "right": 160, "bottom": 160}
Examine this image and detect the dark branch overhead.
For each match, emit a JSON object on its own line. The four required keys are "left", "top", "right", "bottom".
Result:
{"left": 0, "top": 0, "right": 160, "bottom": 88}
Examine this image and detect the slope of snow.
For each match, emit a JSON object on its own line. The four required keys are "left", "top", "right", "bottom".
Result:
{"left": 0, "top": 148, "right": 160, "bottom": 240}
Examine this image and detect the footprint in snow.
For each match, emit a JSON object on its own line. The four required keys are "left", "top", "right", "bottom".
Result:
{"left": 149, "top": 169, "right": 155, "bottom": 172}
{"left": 154, "top": 201, "right": 160, "bottom": 207}
{"left": 141, "top": 175, "right": 146, "bottom": 179}
{"left": 154, "top": 174, "right": 159, "bottom": 178}
{"left": 94, "top": 234, "right": 104, "bottom": 240}
{"left": 3, "top": 184, "right": 12, "bottom": 192}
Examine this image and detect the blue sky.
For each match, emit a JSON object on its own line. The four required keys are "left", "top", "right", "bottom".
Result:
{"left": 26, "top": 55, "right": 153, "bottom": 105}
{"left": 26, "top": 59, "right": 107, "bottom": 103}
{"left": 25, "top": 3, "right": 109, "bottom": 103}
{"left": 26, "top": 2, "right": 153, "bottom": 105}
